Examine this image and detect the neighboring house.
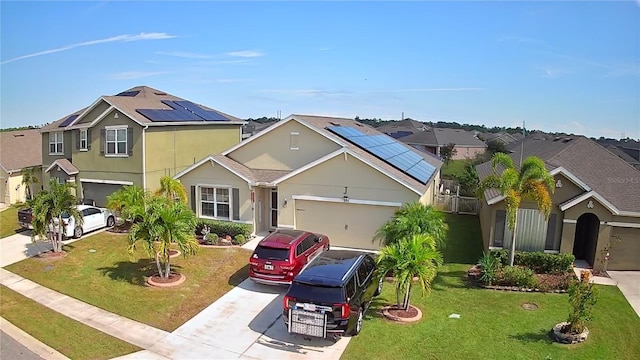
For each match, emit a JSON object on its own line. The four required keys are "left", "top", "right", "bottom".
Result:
{"left": 376, "top": 118, "right": 429, "bottom": 139}
{"left": 38, "top": 86, "right": 245, "bottom": 206}
{"left": 478, "top": 131, "right": 524, "bottom": 145}
{"left": 477, "top": 134, "right": 640, "bottom": 271}
{"left": 175, "top": 114, "right": 443, "bottom": 250}
{"left": 604, "top": 145, "right": 640, "bottom": 170}
{"left": 400, "top": 128, "right": 487, "bottom": 160}
{"left": 242, "top": 120, "right": 278, "bottom": 139}
{"left": 0, "top": 129, "right": 42, "bottom": 204}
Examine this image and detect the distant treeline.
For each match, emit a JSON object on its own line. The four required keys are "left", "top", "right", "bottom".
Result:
{"left": 0, "top": 125, "right": 41, "bottom": 132}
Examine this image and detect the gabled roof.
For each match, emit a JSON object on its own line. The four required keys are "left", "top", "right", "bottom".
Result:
{"left": 0, "top": 129, "right": 42, "bottom": 173}
{"left": 476, "top": 135, "right": 640, "bottom": 215}
{"left": 45, "top": 159, "right": 79, "bottom": 175}
{"left": 41, "top": 86, "right": 244, "bottom": 132}
{"left": 399, "top": 128, "right": 486, "bottom": 147}
{"left": 376, "top": 118, "right": 429, "bottom": 134}
{"left": 174, "top": 154, "right": 291, "bottom": 184}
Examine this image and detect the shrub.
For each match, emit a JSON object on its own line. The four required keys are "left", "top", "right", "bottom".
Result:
{"left": 205, "top": 233, "right": 219, "bottom": 245}
{"left": 491, "top": 250, "right": 574, "bottom": 274}
{"left": 195, "top": 219, "right": 252, "bottom": 238}
{"left": 232, "top": 234, "right": 246, "bottom": 245}
{"left": 500, "top": 266, "right": 538, "bottom": 288}
{"left": 478, "top": 252, "right": 500, "bottom": 286}
{"left": 567, "top": 271, "right": 598, "bottom": 333}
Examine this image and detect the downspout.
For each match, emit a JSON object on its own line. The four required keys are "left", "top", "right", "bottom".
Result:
{"left": 142, "top": 125, "right": 148, "bottom": 190}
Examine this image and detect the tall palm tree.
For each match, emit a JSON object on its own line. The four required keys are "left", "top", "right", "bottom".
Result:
{"left": 376, "top": 234, "right": 443, "bottom": 310}
{"left": 377, "top": 202, "right": 448, "bottom": 249}
{"left": 107, "top": 185, "right": 146, "bottom": 225}
{"left": 478, "top": 153, "right": 555, "bottom": 266}
{"left": 20, "top": 166, "right": 40, "bottom": 201}
{"left": 128, "top": 195, "right": 198, "bottom": 278}
{"left": 30, "top": 179, "right": 82, "bottom": 253}
{"left": 154, "top": 176, "right": 188, "bottom": 204}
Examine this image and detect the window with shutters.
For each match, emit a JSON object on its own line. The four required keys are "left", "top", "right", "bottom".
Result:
{"left": 200, "top": 186, "right": 230, "bottom": 219}
{"left": 105, "top": 126, "right": 128, "bottom": 156}
{"left": 49, "top": 132, "right": 64, "bottom": 155}
{"left": 79, "top": 129, "right": 88, "bottom": 151}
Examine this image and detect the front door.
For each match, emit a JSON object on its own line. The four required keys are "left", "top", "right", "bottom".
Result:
{"left": 270, "top": 189, "right": 278, "bottom": 229}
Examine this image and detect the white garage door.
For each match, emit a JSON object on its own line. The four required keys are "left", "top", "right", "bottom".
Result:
{"left": 294, "top": 200, "right": 399, "bottom": 250}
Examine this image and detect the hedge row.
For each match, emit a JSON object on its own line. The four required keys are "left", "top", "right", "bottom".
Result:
{"left": 491, "top": 250, "right": 574, "bottom": 274}
{"left": 195, "top": 219, "right": 252, "bottom": 238}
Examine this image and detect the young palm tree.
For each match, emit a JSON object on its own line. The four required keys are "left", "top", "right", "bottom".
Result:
{"left": 107, "top": 185, "right": 145, "bottom": 224}
{"left": 376, "top": 234, "right": 443, "bottom": 310}
{"left": 128, "top": 195, "right": 198, "bottom": 278}
{"left": 154, "top": 176, "right": 188, "bottom": 204}
{"left": 30, "top": 179, "right": 82, "bottom": 253}
{"left": 377, "top": 202, "right": 448, "bottom": 249}
{"left": 478, "top": 153, "right": 555, "bottom": 266}
{"left": 20, "top": 166, "right": 40, "bottom": 201}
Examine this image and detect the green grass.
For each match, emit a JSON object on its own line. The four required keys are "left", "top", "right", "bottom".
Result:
{"left": 342, "top": 214, "right": 640, "bottom": 360}
{"left": 440, "top": 159, "right": 468, "bottom": 179}
{"left": 1, "top": 285, "right": 140, "bottom": 360}
{"left": 1, "top": 205, "right": 25, "bottom": 238}
{"left": 5, "top": 232, "right": 252, "bottom": 331}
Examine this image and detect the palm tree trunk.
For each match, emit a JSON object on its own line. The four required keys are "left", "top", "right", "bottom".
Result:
{"left": 396, "top": 285, "right": 403, "bottom": 308}
{"left": 164, "top": 254, "right": 171, "bottom": 278}
{"left": 508, "top": 211, "right": 519, "bottom": 266}
{"left": 403, "top": 282, "right": 412, "bottom": 310}
{"left": 154, "top": 252, "right": 163, "bottom": 277}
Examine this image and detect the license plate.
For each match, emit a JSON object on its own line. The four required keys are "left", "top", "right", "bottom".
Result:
{"left": 264, "top": 264, "right": 274, "bottom": 270}
{"left": 303, "top": 303, "right": 317, "bottom": 311}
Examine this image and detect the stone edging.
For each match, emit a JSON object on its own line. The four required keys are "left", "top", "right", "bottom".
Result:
{"left": 169, "top": 250, "right": 181, "bottom": 258}
{"left": 480, "top": 284, "right": 567, "bottom": 293}
{"left": 146, "top": 273, "right": 186, "bottom": 288}
{"left": 551, "top": 322, "right": 589, "bottom": 344}
{"left": 381, "top": 305, "right": 423, "bottom": 323}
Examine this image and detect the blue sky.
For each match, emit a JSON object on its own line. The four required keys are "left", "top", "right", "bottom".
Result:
{"left": 1, "top": 1, "right": 639, "bottom": 139}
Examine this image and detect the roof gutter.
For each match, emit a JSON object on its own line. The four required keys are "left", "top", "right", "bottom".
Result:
{"left": 142, "top": 125, "right": 148, "bottom": 190}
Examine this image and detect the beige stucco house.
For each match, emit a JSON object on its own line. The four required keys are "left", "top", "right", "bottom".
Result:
{"left": 176, "top": 115, "right": 443, "bottom": 250}
{"left": 0, "top": 129, "right": 42, "bottom": 204}
{"left": 477, "top": 134, "right": 640, "bottom": 271}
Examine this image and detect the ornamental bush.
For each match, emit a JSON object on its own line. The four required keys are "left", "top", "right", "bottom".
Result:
{"left": 195, "top": 219, "right": 252, "bottom": 238}
{"left": 491, "top": 250, "right": 574, "bottom": 274}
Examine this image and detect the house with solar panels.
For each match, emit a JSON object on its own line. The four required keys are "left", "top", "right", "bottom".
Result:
{"left": 175, "top": 115, "right": 443, "bottom": 250}
{"left": 38, "top": 86, "right": 245, "bottom": 206}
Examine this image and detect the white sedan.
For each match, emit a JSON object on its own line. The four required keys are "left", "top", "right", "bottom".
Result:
{"left": 50, "top": 205, "right": 116, "bottom": 239}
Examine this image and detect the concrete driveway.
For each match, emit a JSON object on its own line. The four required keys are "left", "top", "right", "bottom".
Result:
{"left": 607, "top": 271, "right": 640, "bottom": 318}
{"left": 115, "top": 279, "right": 352, "bottom": 360}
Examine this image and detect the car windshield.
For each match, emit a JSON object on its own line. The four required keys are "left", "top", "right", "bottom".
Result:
{"left": 61, "top": 212, "right": 70, "bottom": 219}
{"left": 253, "top": 246, "right": 289, "bottom": 261}
{"left": 288, "top": 282, "right": 344, "bottom": 304}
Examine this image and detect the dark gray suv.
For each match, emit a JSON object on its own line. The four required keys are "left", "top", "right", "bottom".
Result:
{"left": 282, "top": 250, "right": 383, "bottom": 340}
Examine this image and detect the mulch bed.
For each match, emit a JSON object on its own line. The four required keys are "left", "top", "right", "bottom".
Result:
{"left": 148, "top": 273, "right": 182, "bottom": 284}
{"left": 36, "top": 251, "right": 68, "bottom": 260}
{"left": 386, "top": 305, "right": 419, "bottom": 319}
{"left": 107, "top": 223, "right": 132, "bottom": 234}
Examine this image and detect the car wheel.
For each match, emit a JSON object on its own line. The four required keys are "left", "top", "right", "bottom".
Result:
{"left": 374, "top": 277, "right": 384, "bottom": 296}
{"left": 74, "top": 226, "right": 83, "bottom": 239}
{"left": 352, "top": 307, "right": 364, "bottom": 336}
{"left": 107, "top": 216, "right": 115, "bottom": 227}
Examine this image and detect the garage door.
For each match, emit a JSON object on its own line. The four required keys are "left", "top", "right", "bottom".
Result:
{"left": 294, "top": 200, "right": 398, "bottom": 250}
{"left": 608, "top": 227, "right": 640, "bottom": 271}
{"left": 82, "top": 182, "right": 124, "bottom": 207}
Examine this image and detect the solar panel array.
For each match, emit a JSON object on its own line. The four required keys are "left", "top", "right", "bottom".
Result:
{"left": 327, "top": 125, "right": 436, "bottom": 184}
{"left": 58, "top": 114, "right": 79, "bottom": 128}
{"left": 116, "top": 90, "right": 140, "bottom": 97}
{"left": 136, "top": 100, "right": 229, "bottom": 122}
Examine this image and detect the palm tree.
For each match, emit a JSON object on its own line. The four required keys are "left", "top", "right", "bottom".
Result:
{"left": 20, "top": 166, "right": 40, "bottom": 201}
{"left": 478, "top": 153, "right": 554, "bottom": 266}
{"left": 376, "top": 234, "right": 443, "bottom": 310}
{"left": 377, "top": 202, "right": 448, "bottom": 249}
{"left": 128, "top": 195, "right": 198, "bottom": 278}
{"left": 30, "top": 179, "right": 82, "bottom": 253}
{"left": 154, "top": 176, "right": 188, "bottom": 204}
{"left": 107, "top": 185, "right": 145, "bottom": 224}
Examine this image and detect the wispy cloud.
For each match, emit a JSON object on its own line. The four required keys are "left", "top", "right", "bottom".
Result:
{"left": 226, "top": 50, "right": 264, "bottom": 58}
{"left": 1, "top": 32, "right": 177, "bottom": 65}
{"left": 110, "top": 71, "right": 170, "bottom": 80}
{"left": 155, "top": 51, "right": 215, "bottom": 59}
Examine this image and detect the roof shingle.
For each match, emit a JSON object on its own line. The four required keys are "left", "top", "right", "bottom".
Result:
{"left": 0, "top": 129, "right": 42, "bottom": 173}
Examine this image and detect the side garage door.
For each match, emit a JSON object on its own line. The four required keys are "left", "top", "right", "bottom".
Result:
{"left": 607, "top": 227, "right": 640, "bottom": 271}
{"left": 82, "top": 182, "right": 124, "bottom": 207}
{"left": 294, "top": 200, "right": 399, "bottom": 250}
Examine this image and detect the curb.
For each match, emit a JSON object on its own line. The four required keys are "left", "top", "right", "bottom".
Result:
{"left": 1, "top": 317, "right": 70, "bottom": 360}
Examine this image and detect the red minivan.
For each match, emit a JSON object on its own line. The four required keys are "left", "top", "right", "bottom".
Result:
{"left": 249, "top": 229, "right": 330, "bottom": 285}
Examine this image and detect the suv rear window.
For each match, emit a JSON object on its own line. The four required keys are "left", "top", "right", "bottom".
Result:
{"left": 254, "top": 245, "right": 289, "bottom": 261}
{"left": 288, "top": 281, "right": 344, "bottom": 304}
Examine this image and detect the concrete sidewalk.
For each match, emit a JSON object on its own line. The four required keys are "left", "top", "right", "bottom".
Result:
{"left": 608, "top": 271, "right": 640, "bottom": 318}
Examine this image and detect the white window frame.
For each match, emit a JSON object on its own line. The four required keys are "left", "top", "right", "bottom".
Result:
{"left": 198, "top": 185, "right": 231, "bottom": 220}
{"left": 79, "top": 129, "right": 88, "bottom": 151}
{"left": 105, "top": 126, "right": 128, "bottom": 157}
{"left": 290, "top": 131, "right": 299, "bottom": 150}
{"left": 49, "top": 132, "right": 64, "bottom": 155}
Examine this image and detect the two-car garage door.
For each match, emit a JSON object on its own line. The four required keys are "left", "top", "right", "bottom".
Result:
{"left": 82, "top": 182, "right": 124, "bottom": 207}
{"left": 294, "top": 199, "right": 399, "bottom": 250}
{"left": 607, "top": 227, "right": 640, "bottom": 271}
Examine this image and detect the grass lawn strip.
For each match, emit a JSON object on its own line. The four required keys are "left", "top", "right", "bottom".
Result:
{"left": 440, "top": 159, "right": 467, "bottom": 179}
{"left": 0, "top": 285, "right": 140, "bottom": 360}
{"left": 6, "top": 232, "right": 252, "bottom": 331}
{"left": 1, "top": 206, "right": 24, "bottom": 239}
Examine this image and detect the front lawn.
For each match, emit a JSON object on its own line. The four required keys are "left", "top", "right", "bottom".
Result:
{"left": 0, "top": 205, "right": 25, "bottom": 238}
{"left": 5, "top": 232, "right": 251, "bottom": 331}
{"left": 343, "top": 264, "right": 640, "bottom": 360}
{"left": 441, "top": 159, "right": 467, "bottom": 179}
{"left": 1, "top": 285, "right": 140, "bottom": 360}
